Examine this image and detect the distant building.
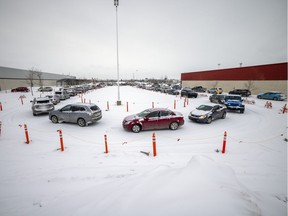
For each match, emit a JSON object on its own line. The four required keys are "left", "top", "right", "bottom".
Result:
{"left": 0, "top": 66, "right": 76, "bottom": 91}
{"left": 181, "top": 62, "right": 287, "bottom": 94}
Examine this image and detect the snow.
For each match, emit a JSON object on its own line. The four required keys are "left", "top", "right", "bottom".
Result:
{"left": 0, "top": 86, "right": 287, "bottom": 216}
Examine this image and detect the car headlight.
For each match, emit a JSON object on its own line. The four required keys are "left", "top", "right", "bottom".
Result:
{"left": 124, "top": 120, "right": 132, "bottom": 125}
{"left": 199, "top": 115, "right": 207, "bottom": 119}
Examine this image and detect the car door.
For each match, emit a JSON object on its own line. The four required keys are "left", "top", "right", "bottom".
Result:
{"left": 58, "top": 105, "right": 73, "bottom": 122}
{"left": 142, "top": 111, "right": 159, "bottom": 130}
{"left": 262, "top": 93, "right": 271, "bottom": 99}
{"left": 212, "top": 105, "right": 222, "bottom": 119}
{"left": 158, "top": 110, "right": 171, "bottom": 129}
{"left": 70, "top": 105, "right": 82, "bottom": 123}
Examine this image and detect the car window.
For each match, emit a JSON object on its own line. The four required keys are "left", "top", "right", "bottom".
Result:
{"left": 37, "top": 99, "right": 50, "bottom": 104}
{"left": 90, "top": 105, "right": 100, "bottom": 111}
{"left": 197, "top": 105, "right": 213, "bottom": 111}
{"left": 160, "top": 111, "right": 169, "bottom": 117}
{"left": 137, "top": 109, "right": 151, "bottom": 117}
{"left": 147, "top": 111, "right": 159, "bottom": 118}
{"left": 61, "top": 105, "right": 72, "bottom": 112}
{"left": 72, "top": 106, "right": 80, "bottom": 112}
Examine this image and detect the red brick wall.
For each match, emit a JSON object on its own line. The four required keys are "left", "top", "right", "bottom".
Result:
{"left": 181, "top": 62, "right": 287, "bottom": 81}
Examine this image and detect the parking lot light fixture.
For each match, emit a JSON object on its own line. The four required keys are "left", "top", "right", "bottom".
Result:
{"left": 114, "top": 0, "right": 121, "bottom": 105}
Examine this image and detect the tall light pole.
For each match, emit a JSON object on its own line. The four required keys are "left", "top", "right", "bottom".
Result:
{"left": 114, "top": 0, "right": 121, "bottom": 105}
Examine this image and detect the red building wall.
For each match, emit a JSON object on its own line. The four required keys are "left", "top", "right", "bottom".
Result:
{"left": 181, "top": 62, "right": 287, "bottom": 81}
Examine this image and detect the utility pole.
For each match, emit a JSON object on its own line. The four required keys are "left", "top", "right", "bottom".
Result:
{"left": 114, "top": 0, "right": 121, "bottom": 105}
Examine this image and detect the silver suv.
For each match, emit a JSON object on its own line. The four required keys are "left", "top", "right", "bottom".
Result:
{"left": 31, "top": 97, "right": 55, "bottom": 116}
{"left": 49, "top": 103, "right": 102, "bottom": 127}
{"left": 55, "top": 90, "right": 70, "bottom": 100}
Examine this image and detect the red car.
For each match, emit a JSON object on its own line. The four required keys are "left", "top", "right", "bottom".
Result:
{"left": 11, "top": 87, "right": 29, "bottom": 92}
{"left": 122, "top": 108, "right": 184, "bottom": 133}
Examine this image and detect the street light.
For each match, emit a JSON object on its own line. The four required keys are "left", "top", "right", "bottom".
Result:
{"left": 114, "top": 0, "right": 121, "bottom": 105}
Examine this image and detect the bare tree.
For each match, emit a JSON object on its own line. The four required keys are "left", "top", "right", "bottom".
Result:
{"left": 212, "top": 81, "right": 218, "bottom": 88}
{"left": 35, "top": 70, "right": 43, "bottom": 88}
{"left": 26, "top": 67, "right": 41, "bottom": 96}
{"left": 244, "top": 80, "right": 257, "bottom": 93}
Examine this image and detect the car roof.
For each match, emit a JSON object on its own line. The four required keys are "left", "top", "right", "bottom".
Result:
{"left": 35, "top": 97, "right": 50, "bottom": 101}
{"left": 199, "top": 103, "right": 220, "bottom": 107}
{"left": 70, "top": 102, "right": 97, "bottom": 107}
{"left": 146, "top": 108, "right": 172, "bottom": 112}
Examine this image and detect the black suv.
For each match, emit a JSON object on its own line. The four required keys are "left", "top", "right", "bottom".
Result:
{"left": 191, "top": 86, "right": 206, "bottom": 92}
{"left": 181, "top": 88, "right": 198, "bottom": 98}
{"left": 229, "top": 89, "right": 251, "bottom": 97}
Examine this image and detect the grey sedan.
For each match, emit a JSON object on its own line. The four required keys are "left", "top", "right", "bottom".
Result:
{"left": 188, "top": 104, "right": 227, "bottom": 124}
{"left": 49, "top": 103, "right": 102, "bottom": 127}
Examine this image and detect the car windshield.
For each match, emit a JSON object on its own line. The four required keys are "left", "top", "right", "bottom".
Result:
{"left": 137, "top": 109, "right": 151, "bottom": 117}
{"left": 225, "top": 96, "right": 241, "bottom": 100}
{"left": 197, "top": 105, "right": 213, "bottom": 111}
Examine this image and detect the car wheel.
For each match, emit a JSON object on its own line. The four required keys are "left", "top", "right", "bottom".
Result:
{"left": 77, "top": 118, "right": 86, "bottom": 127}
{"left": 240, "top": 109, "right": 245, "bottom": 114}
{"left": 222, "top": 112, "right": 226, "bottom": 119}
{"left": 51, "top": 115, "right": 58, "bottom": 123}
{"left": 131, "top": 124, "right": 141, "bottom": 133}
{"left": 207, "top": 117, "right": 212, "bottom": 124}
{"left": 257, "top": 96, "right": 261, "bottom": 99}
{"left": 169, "top": 122, "right": 179, "bottom": 130}
{"left": 273, "top": 97, "right": 278, "bottom": 101}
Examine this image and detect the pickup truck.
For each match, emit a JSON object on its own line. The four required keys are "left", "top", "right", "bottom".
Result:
{"left": 224, "top": 95, "right": 245, "bottom": 113}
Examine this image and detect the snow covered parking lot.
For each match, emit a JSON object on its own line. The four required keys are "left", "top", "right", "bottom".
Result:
{"left": 0, "top": 86, "right": 287, "bottom": 216}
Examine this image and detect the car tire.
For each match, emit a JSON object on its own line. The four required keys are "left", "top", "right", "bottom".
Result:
{"left": 131, "top": 124, "right": 141, "bottom": 133}
{"left": 222, "top": 112, "right": 226, "bottom": 119}
{"left": 51, "top": 115, "right": 58, "bottom": 123}
{"left": 169, "top": 122, "right": 179, "bottom": 130}
{"left": 240, "top": 109, "right": 245, "bottom": 114}
{"left": 207, "top": 117, "right": 212, "bottom": 124}
{"left": 273, "top": 97, "right": 278, "bottom": 101}
{"left": 257, "top": 96, "right": 261, "bottom": 99}
{"left": 77, "top": 118, "right": 86, "bottom": 127}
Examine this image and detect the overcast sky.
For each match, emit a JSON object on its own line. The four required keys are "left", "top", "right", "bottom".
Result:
{"left": 0, "top": 0, "right": 287, "bottom": 80}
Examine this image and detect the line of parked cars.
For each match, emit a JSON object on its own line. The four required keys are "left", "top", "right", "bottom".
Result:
{"left": 30, "top": 84, "right": 104, "bottom": 117}
{"left": 25, "top": 83, "right": 287, "bottom": 130}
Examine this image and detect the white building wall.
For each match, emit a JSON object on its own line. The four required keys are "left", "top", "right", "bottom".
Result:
{"left": 0, "top": 79, "right": 58, "bottom": 91}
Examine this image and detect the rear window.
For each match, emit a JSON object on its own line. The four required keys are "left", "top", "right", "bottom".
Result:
{"left": 90, "top": 105, "right": 100, "bottom": 111}
{"left": 36, "top": 100, "right": 50, "bottom": 104}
